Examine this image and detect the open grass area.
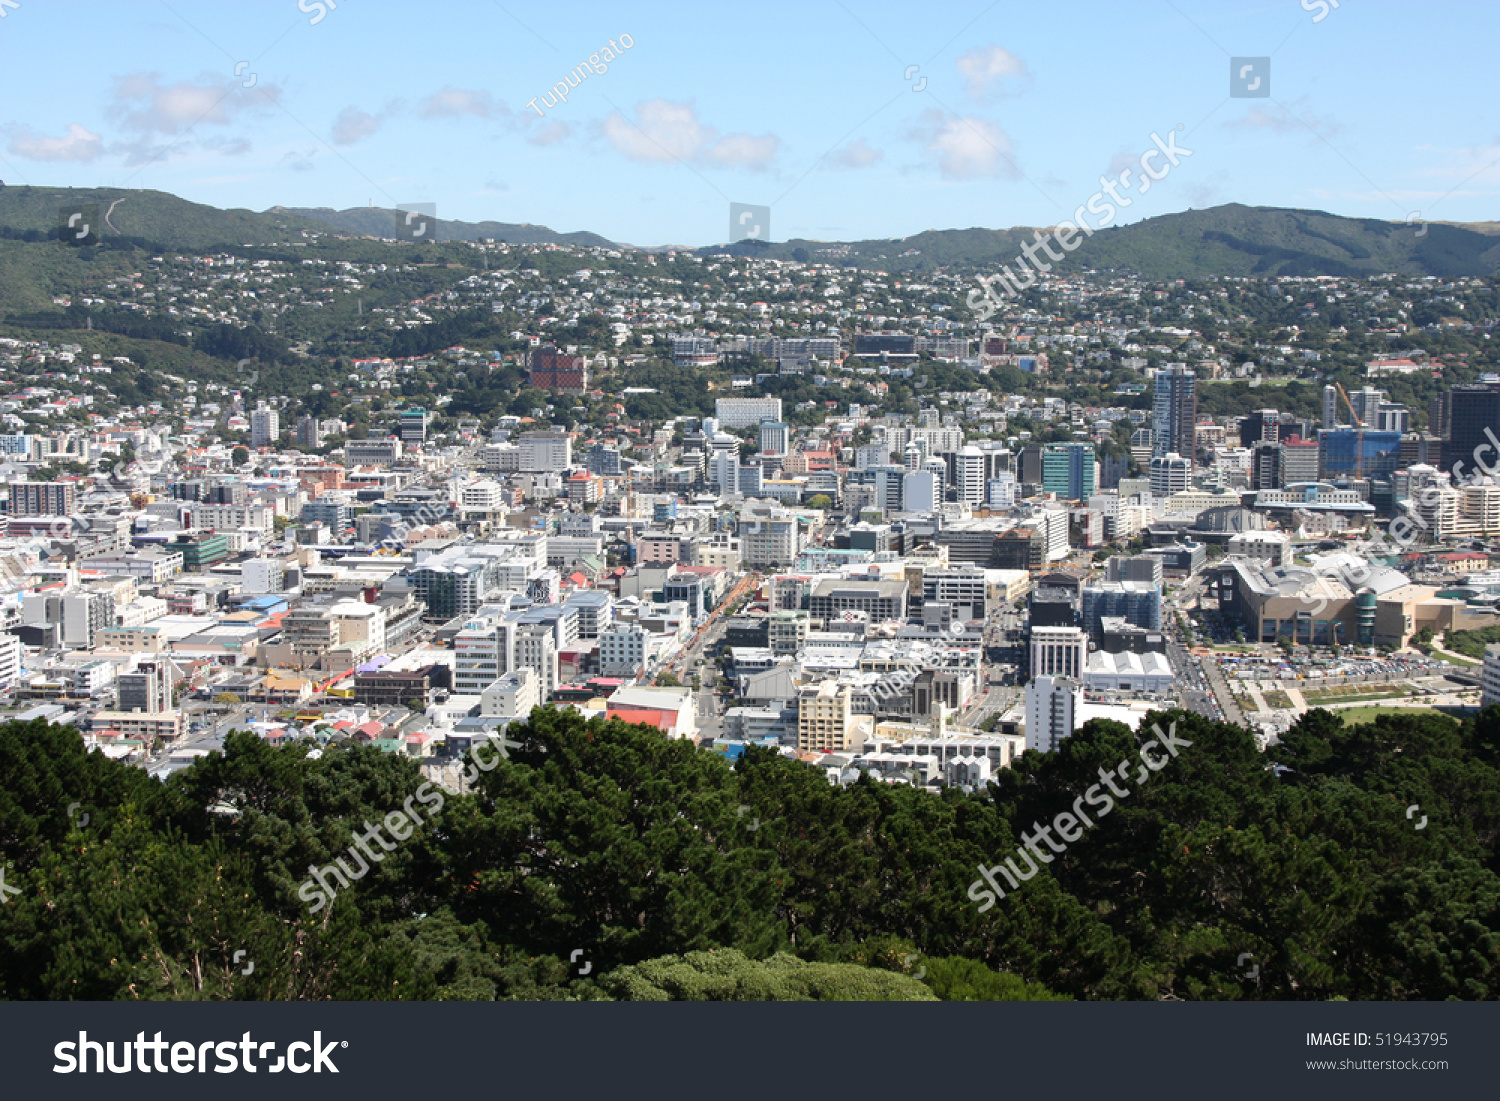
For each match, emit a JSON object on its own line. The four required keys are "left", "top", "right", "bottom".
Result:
{"left": 1262, "top": 689, "right": 1296, "bottom": 709}
{"left": 1435, "top": 651, "right": 1481, "bottom": 667}
{"left": 1339, "top": 705, "right": 1436, "bottom": 726}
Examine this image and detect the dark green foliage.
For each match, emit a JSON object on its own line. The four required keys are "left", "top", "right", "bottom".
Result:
{"left": 1, "top": 703, "right": 1498, "bottom": 1000}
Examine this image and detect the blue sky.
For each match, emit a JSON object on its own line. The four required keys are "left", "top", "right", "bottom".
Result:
{"left": 0, "top": 0, "right": 1495, "bottom": 246}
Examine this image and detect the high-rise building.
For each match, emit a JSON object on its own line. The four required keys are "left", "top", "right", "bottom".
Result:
{"left": 1239, "top": 409, "right": 1282, "bottom": 448}
{"left": 118, "top": 660, "right": 171, "bottom": 714}
{"left": 797, "top": 682, "right": 862, "bottom": 752}
{"left": 1430, "top": 392, "right": 1451, "bottom": 440}
{"left": 708, "top": 435, "right": 741, "bottom": 497}
{"left": 1323, "top": 384, "right": 1340, "bottom": 429}
{"left": 250, "top": 404, "right": 279, "bottom": 449}
{"left": 517, "top": 431, "right": 572, "bottom": 472}
{"left": 1025, "top": 675, "right": 1082, "bottom": 754}
{"left": 1152, "top": 364, "right": 1197, "bottom": 469}
{"left": 1080, "top": 581, "right": 1162, "bottom": 640}
{"left": 528, "top": 346, "right": 590, "bottom": 394}
{"left": 1250, "top": 440, "right": 1281, "bottom": 490}
{"left": 758, "top": 421, "right": 790, "bottom": 456}
{"left": 1149, "top": 452, "right": 1191, "bottom": 497}
{"left": 1279, "top": 435, "right": 1320, "bottom": 486}
{"left": 1444, "top": 385, "right": 1500, "bottom": 476}
{"left": 1318, "top": 428, "right": 1403, "bottom": 481}
{"left": 399, "top": 408, "right": 430, "bottom": 445}
{"left": 714, "top": 397, "right": 782, "bottom": 428}
{"left": 955, "top": 446, "right": 986, "bottom": 505}
{"left": 902, "top": 470, "right": 938, "bottom": 513}
{"left": 1040, "top": 442, "right": 1098, "bottom": 500}
{"left": 739, "top": 506, "right": 801, "bottom": 567}
{"left": 1030, "top": 625, "right": 1086, "bottom": 680}
{"left": 295, "top": 414, "right": 322, "bottom": 449}
{"left": 8, "top": 481, "right": 76, "bottom": 517}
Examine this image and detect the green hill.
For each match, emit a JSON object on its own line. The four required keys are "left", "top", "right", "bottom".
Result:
{"left": 279, "top": 205, "right": 616, "bottom": 248}
{"left": 703, "top": 204, "right": 1500, "bottom": 278}
{"left": 0, "top": 184, "right": 330, "bottom": 248}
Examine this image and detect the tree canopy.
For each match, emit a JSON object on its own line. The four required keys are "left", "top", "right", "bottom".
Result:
{"left": 0, "top": 703, "right": 1496, "bottom": 1000}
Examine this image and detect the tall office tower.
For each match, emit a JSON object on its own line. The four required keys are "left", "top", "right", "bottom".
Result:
{"left": 1430, "top": 392, "right": 1451, "bottom": 440}
{"left": 1348, "top": 386, "right": 1386, "bottom": 426}
{"left": 1279, "top": 435, "right": 1320, "bottom": 486}
{"left": 1024, "top": 675, "right": 1083, "bottom": 754}
{"left": 250, "top": 404, "right": 279, "bottom": 449}
{"left": 955, "top": 446, "right": 986, "bottom": 505}
{"left": 924, "top": 458, "right": 949, "bottom": 502}
{"left": 1152, "top": 364, "right": 1197, "bottom": 469}
{"left": 1250, "top": 440, "right": 1281, "bottom": 490}
{"left": 1445, "top": 385, "right": 1500, "bottom": 476}
{"left": 1029, "top": 627, "right": 1087, "bottom": 681}
{"left": 296, "top": 414, "right": 322, "bottom": 449}
{"left": 1323, "top": 384, "right": 1340, "bottom": 429}
{"left": 1239, "top": 409, "right": 1282, "bottom": 447}
{"left": 758, "top": 420, "right": 790, "bottom": 456}
{"left": 1040, "top": 442, "right": 1098, "bottom": 500}
{"left": 708, "top": 435, "right": 741, "bottom": 497}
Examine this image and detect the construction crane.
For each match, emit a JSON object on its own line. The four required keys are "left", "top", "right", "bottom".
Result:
{"left": 1334, "top": 381, "right": 1367, "bottom": 480}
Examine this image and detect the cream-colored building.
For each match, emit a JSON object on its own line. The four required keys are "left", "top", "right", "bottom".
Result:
{"left": 797, "top": 682, "right": 871, "bottom": 753}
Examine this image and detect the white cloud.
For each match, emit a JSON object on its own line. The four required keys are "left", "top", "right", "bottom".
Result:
{"left": 109, "top": 72, "right": 281, "bottom": 136}
{"left": 419, "top": 88, "right": 507, "bottom": 120}
{"left": 7, "top": 123, "right": 103, "bottom": 163}
{"left": 829, "top": 138, "right": 884, "bottom": 170}
{"left": 602, "top": 99, "right": 778, "bottom": 170}
{"left": 956, "top": 46, "right": 1030, "bottom": 101}
{"left": 527, "top": 119, "right": 572, "bottom": 147}
{"left": 1225, "top": 98, "right": 1341, "bottom": 141}
{"left": 331, "top": 106, "right": 382, "bottom": 146}
{"left": 603, "top": 99, "right": 714, "bottom": 163}
{"left": 704, "top": 132, "right": 779, "bottom": 171}
{"left": 909, "top": 110, "right": 1019, "bottom": 180}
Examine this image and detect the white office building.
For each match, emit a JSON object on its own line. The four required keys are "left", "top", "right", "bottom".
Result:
{"left": 758, "top": 421, "right": 790, "bottom": 455}
{"left": 715, "top": 397, "right": 783, "bottom": 428}
{"left": 518, "top": 432, "right": 572, "bottom": 473}
{"left": 599, "top": 622, "right": 650, "bottom": 678}
{"left": 250, "top": 404, "right": 279, "bottom": 449}
{"left": 480, "top": 667, "right": 541, "bottom": 720}
{"left": 1030, "top": 625, "right": 1086, "bottom": 680}
{"left": 242, "top": 558, "right": 288, "bottom": 594}
{"left": 955, "top": 446, "right": 986, "bottom": 506}
{"left": 1150, "top": 452, "right": 1192, "bottom": 498}
{"left": 1025, "top": 675, "right": 1082, "bottom": 753}
{"left": 902, "top": 471, "right": 938, "bottom": 514}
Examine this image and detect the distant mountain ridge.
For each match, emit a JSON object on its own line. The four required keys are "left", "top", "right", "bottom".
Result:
{"left": 0, "top": 185, "right": 1493, "bottom": 279}
{"left": 277, "top": 206, "right": 614, "bottom": 248}
{"left": 701, "top": 204, "right": 1500, "bottom": 278}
